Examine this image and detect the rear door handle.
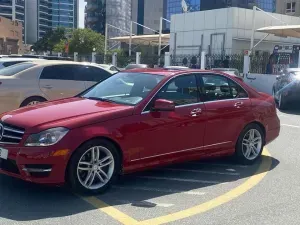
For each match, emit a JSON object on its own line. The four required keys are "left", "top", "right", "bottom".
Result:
{"left": 234, "top": 102, "right": 244, "bottom": 108}
{"left": 190, "top": 108, "right": 202, "bottom": 117}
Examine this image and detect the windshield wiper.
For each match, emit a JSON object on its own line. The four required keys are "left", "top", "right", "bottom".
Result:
{"left": 86, "top": 97, "right": 116, "bottom": 103}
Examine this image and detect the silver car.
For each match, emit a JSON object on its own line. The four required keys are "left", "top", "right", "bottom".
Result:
{"left": 0, "top": 61, "right": 114, "bottom": 114}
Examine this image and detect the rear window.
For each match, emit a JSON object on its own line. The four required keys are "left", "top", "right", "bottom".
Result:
{"left": 0, "top": 63, "right": 35, "bottom": 76}
{"left": 2, "top": 61, "right": 26, "bottom": 67}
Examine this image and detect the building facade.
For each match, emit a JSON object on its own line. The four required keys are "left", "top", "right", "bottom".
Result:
{"left": 0, "top": 16, "right": 23, "bottom": 54}
{"left": 85, "top": 0, "right": 131, "bottom": 40}
{"left": 0, "top": 0, "right": 26, "bottom": 42}
{"left": 26, "top": 0, "right": 79, "bottom": 44}
{"left": 165, "top": 0, "right": 201, "bottom": 28}
{"left": 200, "top": 0, "right": 275, "bottom": 12}
{"left": 131, "top": 0, "right": 164, "bottom": 35}
{"left": 276, "top": 0, "right": 300, "bottom": 16}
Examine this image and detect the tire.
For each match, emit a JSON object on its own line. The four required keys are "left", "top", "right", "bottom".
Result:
{"left": 67, "top": 139, "right": 121, "bottom": 195}
{"left": 20, "top": 96, "right": 47, "bottom": 107}
{"left": 278, "top": 93, "right": 287, "bottom": 110}
{"left": 235, "top": 124, "right": 265, "bottom": 165}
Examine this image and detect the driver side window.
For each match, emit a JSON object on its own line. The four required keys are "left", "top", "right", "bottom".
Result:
{"left": 144, "top": 74, "right": 199, "bottom": 111}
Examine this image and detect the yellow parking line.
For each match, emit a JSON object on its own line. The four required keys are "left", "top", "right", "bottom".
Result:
{"left": 81, "top": 196, "right": 139, "bottom": 225}
{"left": 81, "top": 148, "right": 272, "bottom": 225}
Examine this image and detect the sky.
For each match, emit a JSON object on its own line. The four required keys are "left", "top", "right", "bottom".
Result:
{"left": 79, "top": 0, "right": 86, "bottom": 28}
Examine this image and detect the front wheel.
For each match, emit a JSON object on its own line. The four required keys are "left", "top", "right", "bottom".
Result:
{"left": 67, "top": 139, "right": 121, "bottom": 194}
{"left": 235, "top": 124, "right": 264, "bottom": 165}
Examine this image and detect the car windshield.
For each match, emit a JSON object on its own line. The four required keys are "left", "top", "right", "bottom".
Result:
{"left": 82, "top": 72, "right": 164, "bottom": 106}
{"left": 0, "top": 63, "right": 35, "bottom": 76}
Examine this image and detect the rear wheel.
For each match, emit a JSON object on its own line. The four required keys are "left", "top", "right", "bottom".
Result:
{"left": 67, "top": 139, "right": 121, "bottom": 194}
{"left": 235, "top": 124, "right": 264, "bottom": 165}
{"left": 20, "top": 97, "right": 46, "bottom": 107}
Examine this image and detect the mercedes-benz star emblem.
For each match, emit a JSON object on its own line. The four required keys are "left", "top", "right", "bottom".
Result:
{"left": 0, "top": 124, "right": 4, "bottom": 141}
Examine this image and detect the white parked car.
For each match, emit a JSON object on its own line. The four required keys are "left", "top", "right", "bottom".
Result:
{"left": 0, "top": 61, "right": 114, "bottom": 114}
{"left": 97, "top": 64, "right": 120, "bottom": 73}
{"left": 0, "top": 57, "right": 45, "bottom": 69}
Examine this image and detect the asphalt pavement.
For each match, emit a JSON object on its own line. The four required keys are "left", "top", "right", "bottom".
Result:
{"left": 0, "top": 106, "right": 300, "bottom": 225}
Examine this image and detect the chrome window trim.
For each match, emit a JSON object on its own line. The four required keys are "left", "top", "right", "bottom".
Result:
{"left": 204, "top": 98, "right": 250, "bottom": 104}
{"left": 130, "top": 141, "right": 232, "bottom": 162}
{"left": 141, "top": 72, "right": 249, "bottom": 114}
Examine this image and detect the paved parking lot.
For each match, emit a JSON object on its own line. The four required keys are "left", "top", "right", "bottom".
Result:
{"left": 0, "top": 106, "right": 300, "bottom": 225}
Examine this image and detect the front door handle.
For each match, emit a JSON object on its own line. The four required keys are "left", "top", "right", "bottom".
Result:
{"left": 234, "top": 102, "right": 244, "bottom": 108}
{"left": 190, "top": 108, "right": 202, "bottom": 117}
{"left": 43, "top": 85, "right": 53, "bottom": 89}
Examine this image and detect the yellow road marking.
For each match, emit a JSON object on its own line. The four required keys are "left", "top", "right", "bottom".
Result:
{"left": 81, "top": 196, "right": 139, "bottom": 225}
{"left": 81, "top": 148, "right": 272, "bottom": 225}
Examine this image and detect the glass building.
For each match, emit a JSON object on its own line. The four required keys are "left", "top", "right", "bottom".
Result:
{"left": 38, "top": 0, "right": 79, "bottom": 39}
{"left": 0, "top": 0, "right": 26, "bottom": 41}
{"left": 253, "top": 0, "right": 276, "bottom": 12}
{"left": 165, "top": 0, "right": 201, "bottom": 28}
{"left": 85, "top": 0, "right": 131, "bottom": 40}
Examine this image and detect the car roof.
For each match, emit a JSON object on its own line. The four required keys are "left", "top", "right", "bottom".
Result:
{"left": 0, "top": 58, "right": 45, "bottom": 62}
{"left": 122, "top": 68, "right": 210, "bottom": 77}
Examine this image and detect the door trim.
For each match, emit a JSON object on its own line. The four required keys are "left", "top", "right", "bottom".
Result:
{"left": 130, "top": 141, "right": 232, "bottom": 162}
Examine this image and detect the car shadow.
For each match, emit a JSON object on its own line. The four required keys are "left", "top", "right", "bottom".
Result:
{"left": 0, "top": 155, "right": 279, "bottom": 221}
{"left": 279, "top": 104, "right": 300, "bottom": 115}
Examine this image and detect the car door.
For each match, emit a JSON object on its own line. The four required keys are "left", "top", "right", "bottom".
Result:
{"left": 80, "top": 66, "right": 112, "bottom": 89}
{"left": 133, "top": 74, "right": 206, "bottom": 161}
{"left": 39, "top": 65, "right": 86, "bottom": 100}
{"left": 198, "top": 73, "right": 251, "bottom": 153}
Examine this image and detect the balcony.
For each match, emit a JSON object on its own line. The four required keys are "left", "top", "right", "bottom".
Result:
{"left": 86, "top": 15, "right": 98, "bottom": 23}
{"left": 85, "top": 3, "right": 99, "bottom": 12}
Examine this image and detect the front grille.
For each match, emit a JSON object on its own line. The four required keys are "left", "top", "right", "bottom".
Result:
{"left": 0, "top": 122, "right": 25, "bottom": 145}
{"left": 0, "top": 159, "right": 20, "bottom": 174}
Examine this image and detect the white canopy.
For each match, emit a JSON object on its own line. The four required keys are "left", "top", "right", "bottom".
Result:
{"left": 109, "top": 34, "right": 170, "bottom": 46}
{"left": 257, "top": 25, "right": 300, "bottom": 38}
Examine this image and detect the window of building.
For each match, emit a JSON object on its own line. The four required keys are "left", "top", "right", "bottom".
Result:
{"left": 286, "top": 2, "right": 296, "bottom": 13}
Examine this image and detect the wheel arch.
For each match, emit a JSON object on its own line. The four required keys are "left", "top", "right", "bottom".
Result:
{"left": 20, "top": 95, "right": 48, "bottom": 107}
{"left": 65, "top": 136, "right": 124, "bottom": 180}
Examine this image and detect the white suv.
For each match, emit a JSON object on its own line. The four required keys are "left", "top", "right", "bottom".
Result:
{"left": 0, "top": 57, "right": 44, "bottom": 69}
{"left": 0, "top": 61, "right": 114, "bottom": 114}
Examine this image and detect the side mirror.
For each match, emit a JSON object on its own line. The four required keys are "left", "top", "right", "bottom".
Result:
{"left": 152, "top": 99, "right": 175, "bottom": 112}
{"left": 276, "top": 76, "right": 280, "bottom": 80}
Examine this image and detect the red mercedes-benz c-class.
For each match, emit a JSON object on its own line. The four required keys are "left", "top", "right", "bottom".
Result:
{"left": 0, "top": 69, "right": 280, "bottom": 194}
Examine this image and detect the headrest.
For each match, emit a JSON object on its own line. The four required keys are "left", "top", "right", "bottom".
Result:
{"left": 220, "top": 85, "right": 230, "bottom": 93}
{"left": 205, "top": 83, "right": 216, "bottom": 91}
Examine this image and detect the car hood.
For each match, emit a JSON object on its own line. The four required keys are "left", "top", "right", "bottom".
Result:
{"left": 0, "top": 97, "right": 134, "bottom": 133}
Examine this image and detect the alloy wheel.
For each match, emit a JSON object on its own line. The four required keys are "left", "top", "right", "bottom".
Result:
{"left": 77, "top": 146, "right": 115, "bottom": 190}
{"left": 242, "top": 129, "right": 262, "bottom": 160}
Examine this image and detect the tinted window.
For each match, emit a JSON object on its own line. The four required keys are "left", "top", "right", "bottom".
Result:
{"left": 0, "top": 63, "right": 35, "bottom": 76}
{"left": 201, "top": 74, "right": 248, "bottom": 102}
{"left": 3, "top": 61, "right": 27, "bottom": 67}
{"left": 75, "top": 66, "right": 111, "bottom": 82}
{"left": 40, "top": 65, "right": 76, "bottom": 80}
{"left": 154, "top": 75, "right": 198, "bottom": 107}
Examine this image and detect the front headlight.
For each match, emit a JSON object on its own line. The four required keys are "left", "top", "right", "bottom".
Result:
{"left": 25, "top": 127, "right": 69, "bottom": 147}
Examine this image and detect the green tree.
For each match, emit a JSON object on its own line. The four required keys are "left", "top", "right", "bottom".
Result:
{"left": 32, "top": 27, "right": 67, "bottom": 54}
{"left": 69, "top": 28, "right": 105, "bottom": 54}
{"left": 53, "top": 39, "right": 67, "bottom": 53}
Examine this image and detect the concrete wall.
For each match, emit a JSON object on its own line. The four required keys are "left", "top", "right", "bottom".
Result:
{"left": 170, "top": 7, "right": 300, "bottom": 55}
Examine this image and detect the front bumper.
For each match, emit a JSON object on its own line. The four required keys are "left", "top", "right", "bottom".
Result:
{"left": 0, "top": 144, "right": 70, "bottom": 184}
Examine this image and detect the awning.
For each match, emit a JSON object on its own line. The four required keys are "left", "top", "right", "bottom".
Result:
{"left": 110, "top": 34, "right": 170, "bottom": 46}
{"left": 257, "top": 25, "right": 300, "bottom": 38}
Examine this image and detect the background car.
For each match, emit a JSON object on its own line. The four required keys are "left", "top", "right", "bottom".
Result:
{"left": 0, "top": 58, "right": 45, "bottom": 69}
{"left": 0, "top": 61, "right": 114, "bottom": 114}
{"left": 94, "top": 64, "right": 120, "bottom": 73}
{"left": 272, "top": 69, "right": 300, "bottom": 109}
{"left": 0, "top": 69, "right": 280, "bottom": 194}
{"left": 164, "top": 66, "right": 189, "bottom": 70}
{"left": 125, "top": 64, "right": 149, "bottom": 70}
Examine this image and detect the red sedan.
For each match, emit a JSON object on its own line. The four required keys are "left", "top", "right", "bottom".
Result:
{"left": 0, "top": 69, "right": 280, "bottom": 194}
